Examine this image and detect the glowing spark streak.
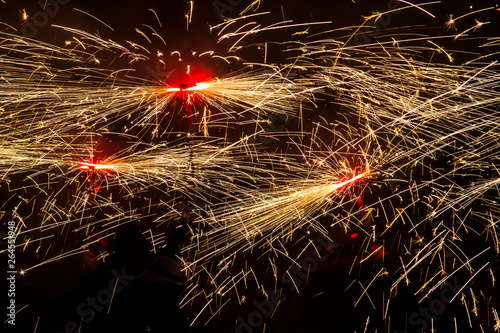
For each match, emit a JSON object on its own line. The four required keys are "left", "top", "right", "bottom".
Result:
{"left": 396, "top": 0, "right": 435, "bottom": 18}
{"left": 391, "top": 230, "right": 447, "bottom": 290}
{"left": 149, "top": 9, "right": 162, "bottom": 27}
{"left": 454, "top": 6, "right": 495, "bottom": 22}
{"left": 190, "top": 299, "right": 212, "bottom": 327}
{"left": 331, "top": 172, "right": 365, "bottom": 189}
{"left": 24, "top": 248, "right": 88, "bottom": 272}
{"left": 240, "top": 0, "right": 261, "bottom": 16}
{"left": 73, "top": 8, "right": 115, "bottom": 31}
{"left": 186, "top": 171, "right": 366, "bottom": 269}
{"left": 187, "top": 1, "right": 194, "bottom": 30}
{"left": 417, "top": 248, "right": 490, "bottom": 303}
{"left": 449, "top": 262, "right": 489, "bottom": 303}
{"left": 220, "top": 20, "right": 332, "bottom": 41}
{"left": 212, "top": 12, "right": 270, "bottom": 34}
{"left": 79, "top": 162, "right": 119, "bottom": 172}
{"left": 107, "top": 277, "right": 120, "bottom": 314}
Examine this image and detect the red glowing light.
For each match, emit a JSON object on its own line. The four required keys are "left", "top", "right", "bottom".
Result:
{"left": 165, "top": 61, "right": 214, "bottom": 91}
{"left": 332, "top": 173, "right": 365, "bottom": 190}
{"left": 166, "top": 82, "right": 210, "bottom": 93}
{"left": 79, "top": 162, "right": 118, "bottom": 172}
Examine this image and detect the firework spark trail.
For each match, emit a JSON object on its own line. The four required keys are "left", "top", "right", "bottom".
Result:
{"left": 0, "top": 62, "right": 310, "bottom": 140}
{"left": 1, "top": 4, "right": 500, "bottom": 331}
{"left": 309, "top": 50, "right": 500, "bottom": 149}
{"left": 179, "top": 128, "right": 379, "bottom": 298}
{"left": 0, "top": 37, "right": 482, "bottom": 215}
{"left": 178, "top": 29, "right": 500, "bottom": 320}
{"left": 191, "top": 68, "right": 318, "bottom": 117}
{"left": 71, "top": 137, "right": 291, "bottom": 199}
{"left": 1, "top": 134, "right": 301, "bottom": 258}
{"left": 0, "top": 138, "right": 62, "bottom": 179}
{"left": 184, "top": 172, "right": 366, "bottom": 267}
{"left": 291, "top": 34, "right": 500, "bottom": 252}
{"left": 1, "top": 19, "right": 328, "bottom": 142}
{"left": 0, "top": 56, "right": 175, "bottom": 139}
{"left": 0, "top": 134, "right": 292, "bottom": 275}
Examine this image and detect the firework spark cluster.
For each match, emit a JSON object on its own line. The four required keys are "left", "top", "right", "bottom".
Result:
{"left": 1, "top": 2, "right": 500, "bottom": 332}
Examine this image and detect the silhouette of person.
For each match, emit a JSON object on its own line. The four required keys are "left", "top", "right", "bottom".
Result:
{"left": 107, "top": 208, "right": 193, "bottom": 332}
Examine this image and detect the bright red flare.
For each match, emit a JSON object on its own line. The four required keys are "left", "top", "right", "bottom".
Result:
{"left": 332, "top": 172, "right": 365, "bottom": 190}
{"left": 166, "top": 82, "right": 210, "bottom": 92}
{"left": 79, "top": 162, "right": 118, "bottom": 172}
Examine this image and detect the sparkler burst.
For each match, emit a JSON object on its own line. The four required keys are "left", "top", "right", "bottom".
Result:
{"left": 1, "top": 1, "right": 500, "bottom": 332}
